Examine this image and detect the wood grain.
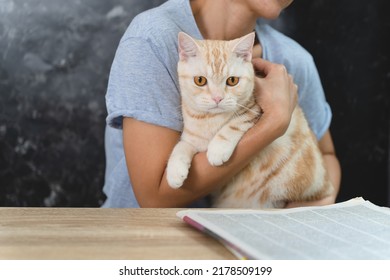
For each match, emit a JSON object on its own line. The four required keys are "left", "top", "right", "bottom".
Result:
{"left": 0, "top": 208, "right": 235, "bottom": 260}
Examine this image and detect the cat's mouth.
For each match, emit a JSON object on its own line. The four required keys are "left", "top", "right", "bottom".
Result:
{"left": 193, "top": 100, "right": 236, "bottom": 114}
{"left": 209, "top": 108, "right": 222, "bottom": 113}
{"left": 207, "top": 105, "right": 232, "bottom": 114}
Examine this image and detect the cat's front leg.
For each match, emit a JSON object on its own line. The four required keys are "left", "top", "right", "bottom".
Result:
{"left": 207, "top": 115, "right": 258, "bottom": 166}
{"left": 207, "top": 125, "right": 247, "bottom": 166}
{"left": 166, "top": 140, "right": 197, "bottom": 189}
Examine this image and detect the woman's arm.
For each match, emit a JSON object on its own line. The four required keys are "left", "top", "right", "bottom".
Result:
{"left": 123, "top": 59, "right": 298, "bottom": 207}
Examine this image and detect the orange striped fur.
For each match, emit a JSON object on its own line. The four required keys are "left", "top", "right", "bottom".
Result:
{"left": 166, "top": 32, "right": 333, "bottom": 208}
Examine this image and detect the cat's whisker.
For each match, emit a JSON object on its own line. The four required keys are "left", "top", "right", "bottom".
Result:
{"left": 232, "top": 111, "right": 241, "bottom": 120}
{"left": 236, "top": 103, "right": 261, "bottom": 116}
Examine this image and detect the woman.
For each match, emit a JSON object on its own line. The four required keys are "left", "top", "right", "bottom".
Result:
{"left": 103, "top": 0, "right": 341, "bottom": 208}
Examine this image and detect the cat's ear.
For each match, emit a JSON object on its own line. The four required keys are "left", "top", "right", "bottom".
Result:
{"left": 231, "top": 32, "right": 255, "bottom": 62}
{"left": 178, "top": 32, "right": 199, "bottom": 61}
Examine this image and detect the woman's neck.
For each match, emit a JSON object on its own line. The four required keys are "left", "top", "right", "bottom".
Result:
{"left": 190, "top": 0, "right": 257, "bottom": 40}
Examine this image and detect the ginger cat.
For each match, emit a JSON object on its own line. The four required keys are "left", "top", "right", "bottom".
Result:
{"left": 166, "top": 32, "right": 333, "bottom": 208}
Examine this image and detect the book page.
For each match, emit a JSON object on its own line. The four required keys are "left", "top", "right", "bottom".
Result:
{"left": 177, "top": 198, "right": 390, "bottom": 259}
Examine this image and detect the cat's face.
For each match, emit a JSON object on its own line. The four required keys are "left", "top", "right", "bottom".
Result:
{"left": 177, "top": 32, "right": 255, "bottom": 114}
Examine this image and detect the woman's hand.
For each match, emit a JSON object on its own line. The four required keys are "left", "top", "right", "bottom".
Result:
{"left": 252, "top": 58, "right": 298, "bottom": 138}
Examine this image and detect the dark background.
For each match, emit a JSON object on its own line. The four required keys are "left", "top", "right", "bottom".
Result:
{"left": 0, "top": 0, "right": 389, "bottom": 207}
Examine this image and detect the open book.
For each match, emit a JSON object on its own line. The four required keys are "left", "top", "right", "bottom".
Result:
{"left": 177, "top": 198, "right": 390, "bottom": 259}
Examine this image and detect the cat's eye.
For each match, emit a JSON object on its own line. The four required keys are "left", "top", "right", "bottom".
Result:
{"left": 194, "top": 76, "right": 207, "bottom": 86}
{"left": 226, "top": 76, "right": 240, "bottom": 86}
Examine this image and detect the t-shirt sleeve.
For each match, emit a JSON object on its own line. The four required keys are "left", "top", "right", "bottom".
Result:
{"left": 293, "top": 54, "right": 332, "bottom": 140}
{"left": 105, "top": 37, "right": 183, "bottom": 132}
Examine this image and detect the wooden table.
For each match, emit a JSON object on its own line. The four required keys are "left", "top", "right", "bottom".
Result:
{"left": 0, "top": 208, "right": 235, "bottom": 260}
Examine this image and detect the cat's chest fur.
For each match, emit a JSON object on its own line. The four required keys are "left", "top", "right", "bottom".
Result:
{"left": 181, "top": 109, "right": 236, "bottom": 151}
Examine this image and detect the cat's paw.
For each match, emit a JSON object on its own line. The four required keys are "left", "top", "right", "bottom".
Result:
{"left": 166, "top": 161, "right": 189, "bottom": 189}
{"left": 207, "top": 141, "right": 234, "bottom": 166}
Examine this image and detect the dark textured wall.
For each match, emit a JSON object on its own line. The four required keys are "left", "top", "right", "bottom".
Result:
{"left": 272, "top": 0, "right": 390, "bottom": 206}
{"left": 0, "top": 0, "right": 166, "bottom": 206}
{"left": 0, "top": 0, "right": 389, "bottom": 207}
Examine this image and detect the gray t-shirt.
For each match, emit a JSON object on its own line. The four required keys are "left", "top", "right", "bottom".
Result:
{"left": 103, "top": 0, "right": 332, "bottom": 208}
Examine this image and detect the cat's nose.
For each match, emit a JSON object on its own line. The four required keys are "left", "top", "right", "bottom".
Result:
{"left": 212, "top": 96, "right": 223, "bottom": 104}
